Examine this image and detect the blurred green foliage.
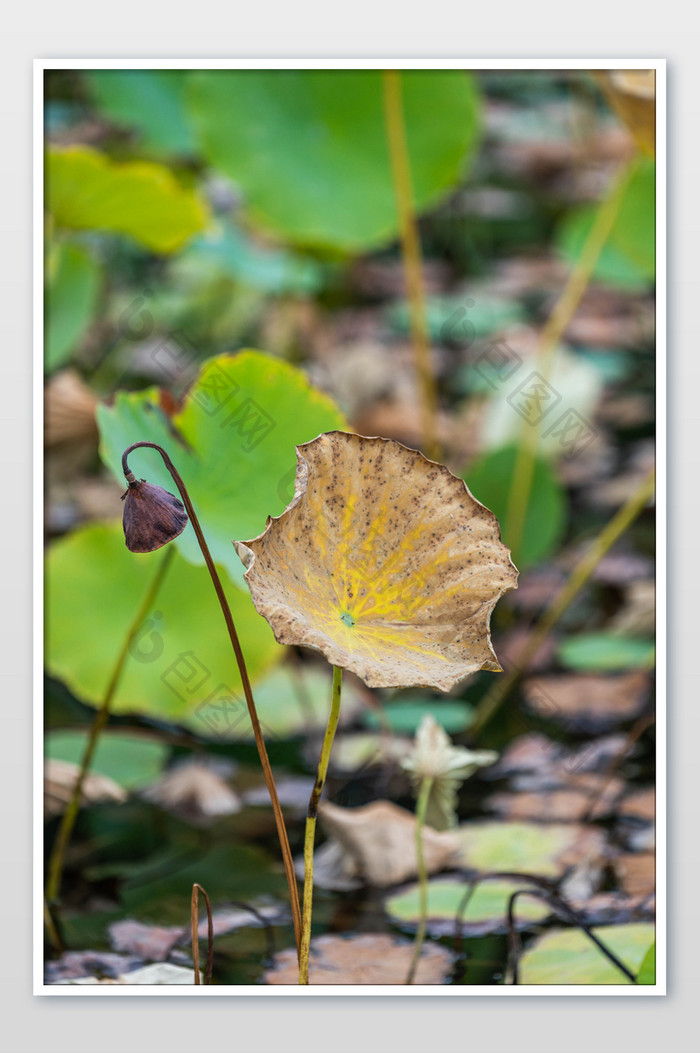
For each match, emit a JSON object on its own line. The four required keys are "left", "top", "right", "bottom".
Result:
{"left": 187, "top": 70, "right": 482, "bottom": 253}
{"left": 46, "top": 147, "right": 208, "bottom": 253}
{"left": 97, "top": 351, "right": 346, "bottom": 584}
{"left": 46, "top": 521, "right": 280, "bottom": 728}
{"left": 465, "top": 445, "right": 566, "bottom": 571}
{"left": 556, "top": 632, "right": 655, "bottom": 672}
{"left": 45, "top": 241, "right": 101, "bottom": 371}
{"left": 556, "top": 158, "right": 655, "bottom": 290}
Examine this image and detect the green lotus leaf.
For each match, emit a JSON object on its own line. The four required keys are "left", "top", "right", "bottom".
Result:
{"left": 187, "top": 70, "right": 481, "bottom": 253}
{"left": 45, "top": 521, "right": 280, "bottom": 731}
{"left": 97, "top": 350, "right": 346, "bottom": 586}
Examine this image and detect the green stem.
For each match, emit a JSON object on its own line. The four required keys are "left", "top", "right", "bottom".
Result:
{"left": 406, "top": 775, "right": 434, "bottom": 985}
{"left": 504, "top": 156, "right": 638, "bottom": 564}
{"left": 472, "top": 466, "right": 655, "bottom": 738}
{"left": 46, "top": 545, "right": 174, "bottom": 906}
{"left": 383, "top": 68, "right": 440, "bottom": 462}
{"left": 299, "top": 665, "right": 343, "bottom": 985}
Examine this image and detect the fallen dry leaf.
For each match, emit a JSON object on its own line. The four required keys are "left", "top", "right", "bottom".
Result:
{"left": 44, "top": 758, "right": 127, "bottom": 818}
{"left": 610, "top": 580, "right": 656, "bottom": 637}
{"left": 53, "top": 963, "right": 198, "bottom": 985}
{"left": 141, "top": 761, "right": 241, "bottom": 824}
{"left": 487, "top": 781, "right": 623, "bottom": 822}
{"left": 45, "top": 370, "right": 99, "bottom": 447}
{"left": 522, "top": 671, "right": 650, "bottom": 730}
{"left": 45, "top": 951, "right": 141, "bottom": 984}
{"left": 108, "top": 919, "right": 183, "bottom": 962}
{"left": 315, "top": 799, "right": 460, "bottom": 887}
{"left": 235, "top": 432, "right": 517, "bottom": 691}
{"left": 565, "top": 892, "right": 655, "bottom": 927}
{"left": 265, "top": 932, "right": 452, "bottom": 985}
{"left": 614, "top": 853, "right": 655, "bottom": 898}
{"left": 619, "top": 787, "right": 655, "bottom": 822}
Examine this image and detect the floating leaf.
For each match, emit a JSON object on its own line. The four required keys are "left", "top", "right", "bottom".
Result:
{"left": 556, "top": 633, "right": 655, "bottom": 672}
{"left": 363, "top": 696, "right": 475, "bottom": 736}
{"left": 519, "top": 923, "right": 654, "bottom": 985}
{"left": 465, "top": 444, "right": 566, "bottom": 571}
{"left": 87, "top": 70, "right": 196, "bottom": 155}
{"left": 45, "top": 242, "right": 101, "bottom": 372}
{"left": 455, "top": 820, "right": 607, "bottom": 879}
{"left": 235, "top": 432, "right": 518, "bottom": 691}
{"left": 523, "top": 671, "right": 650, "bottom": 730}
{"left": 637, "top": 940, "right": 656, "bottom": 984}
{"left": 265, "top": 932, "right": 453, "bottom": 985}
{"left": 46, "top": 146, "right": 208, "bottom": 253}
{"left": 187, "top": 70, "right": 481, "bottom": 253}
{"left": 97, "top": 351, "right": 346, "bottom": 585}
{"left": 45, "top": 730, "right": 169, "bottom": 790}
{"left": 556, "top": 159, "right": 655, "bottom": 290}
{"left": 45, "top": 521, "right": 279, "bottom": 731}
{"left": 386, "top": 878, "right": 550, "bottom": 937}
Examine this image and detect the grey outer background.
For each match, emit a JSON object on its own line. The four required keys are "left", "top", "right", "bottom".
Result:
{"left": 3, "top": 10, "right": 696, "bottom": 1052}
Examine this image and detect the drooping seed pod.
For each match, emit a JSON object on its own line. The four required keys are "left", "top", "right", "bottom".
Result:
{"left": 121, "top": 470, "right": 188, "bottom": 553}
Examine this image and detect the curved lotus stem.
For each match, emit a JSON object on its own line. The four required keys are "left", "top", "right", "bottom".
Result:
{"left": 121, "top": 441, "right": 302, "bottom": 958}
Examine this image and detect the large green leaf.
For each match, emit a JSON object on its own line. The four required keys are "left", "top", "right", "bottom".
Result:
{"left": 86, "top": 70, "right": 196, "bottom": 156}
{"left": 45, "top": 521, "right": 280, "bottom": 731}
{"left": 46, "top": 147, "right": 208, "bottom": 253}
{"left": 187, "top": 70, "right": 481, "bottom": 253}
{"left": 519, "top": 924, "right": 655, "bottom": 985}
{"left": 556, "top": 159, "right": 655, "bottom": 290}
{"left": 45, "top": 729, "right": 169, "bottom": 789}
{"left": 465, "top": 444, "right": 566, "bottom": 570}
{"left": 97, "top": 350, "right": 346, "bottom": 585}
{"left": 45, "top": 242, "right": 101, "bottom": 372}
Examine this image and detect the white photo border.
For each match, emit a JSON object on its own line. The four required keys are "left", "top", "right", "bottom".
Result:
{"left": 33, "top": 57, "right": 666, "bottom": 997}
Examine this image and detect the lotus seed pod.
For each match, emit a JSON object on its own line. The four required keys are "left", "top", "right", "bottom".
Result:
{"left": 121, "top": 472, "right": 188, "bottom": 553}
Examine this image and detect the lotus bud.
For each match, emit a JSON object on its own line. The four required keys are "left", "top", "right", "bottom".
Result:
{"left": 121, "top": 470, "right": 188, "bottom": 553}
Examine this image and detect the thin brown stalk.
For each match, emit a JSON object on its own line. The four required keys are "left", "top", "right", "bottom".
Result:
{"left": 191, "top": 883, "right": 214, "bottom": 985}
{"left": 472, "top": 466, "right": 655, "bottom": 738}
{"left": 121, "top": 442, "right": 302, "bottom": 958}
{"left": 383, "top": 69, "right": 440, "bottom": 461}
{"left": 504, "top": 156, "right": 638, "bottom": 564}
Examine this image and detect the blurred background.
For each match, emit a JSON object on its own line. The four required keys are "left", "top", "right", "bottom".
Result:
{"left": 43, "top": 68, "right": 656, "bottom": 986}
